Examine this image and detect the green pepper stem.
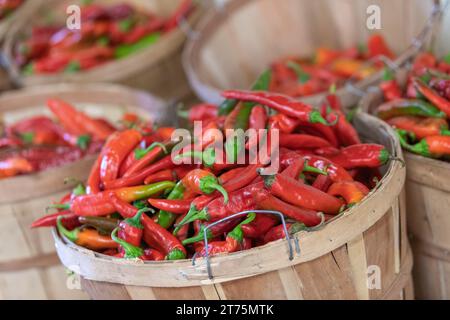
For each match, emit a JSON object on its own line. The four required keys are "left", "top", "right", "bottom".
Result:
{"left": 303, "top": 163, "right": 328, "bottom": 176}
{"left": 173, "top": 205, "right": 198, "bottom": 235}
{"left": 57, "top": 216, "right": 79, "bottom": 243}
{"left": 125, "top": 208, "right": 152, "bottom": 229}
{"left": 182, "top": 225, "right": 212, "bottom": 245}
{"left": 200, "top": 176, "right": 229, "bottom": 204}
{"left": 135, "top": 142, "right": 168, "bottom": 160}
{"left": 175, "top": 209, "right": 208, "bottom": 231}
{"left": 111, "top": 227, "right": 143, "bottom": 259}
{"left": 441, "top": 129, "right": 450, "bottom": 136}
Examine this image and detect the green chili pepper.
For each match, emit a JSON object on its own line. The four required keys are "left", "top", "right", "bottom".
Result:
{"left": 157, "top": 181, "right": 186, "bottom": 229}
{"left": 375, "top": 99, "right": 446, "bottom": 120}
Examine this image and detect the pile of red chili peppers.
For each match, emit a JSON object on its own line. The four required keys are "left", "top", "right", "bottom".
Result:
{"left": 15, "top": 0, "right": 194, "bottom": 74}
{"left": 374, "top": 52, "right": 450, "bottom": 159}
{"left": 33, "top": 74, "right": 392, "bottom": 260}
{"left": 269, "top": 34, "right": 395, "bottom": 98}
{"left": 0, "top": 98, "right": 119, "bottom": 179}
{"left": 0, "top": 0, "right": 23, "bottom": 20}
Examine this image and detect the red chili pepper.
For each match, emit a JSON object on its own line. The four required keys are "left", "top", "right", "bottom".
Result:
{"left": 31, "top": 211, "right": 78, "bottom": 229}
{"left": 380, "top": 68, "right": 402, "bottom": 101}
{"left": 104, "top": 155, "right": 175, "bottom": 189}
{"left": 312, "top": 174, "right": 332, "bottom": 192}
{"left": 322, "top": 90, "right": 361, "bottom": 146}
{"left": 264, "top": 223, "right": 307, "bottom": 244}
{"left": 414, "top": 78, "right": 450, "bottom": 118}
{"left": 174, "top": 213, "right": 190, "bottom": 242}
{"left": 387, "top": 116, "right": 450, "bottom": 140}
{"left": 282, "top": 152, "right": 353, "bottom": 182}
{"left": 327, "top": 181, "right": 369, "bottom": 206}
{"left": 412, "top": 52, "right": 437, "bottom": 74}
{"left": 262, "top": 173, "right": 343, "bottom": 214}
{"left": 148, "top": 198, "right": 191, "bottom": 214}
{"left": 141, "top": 215, "right": 186, "bottom": 260}
{"left": 279, "top": 133, "right": 332, "bottom": 149}
{"left": 298, "top": 121, "right": 339, "bottom": 148}
{"left": 143, "top": 248, "right": 165, "bottom": 261}
{"left": 0, "top": 157, "right": 34, "bottom": 178}
{"left": 268, "top": 113, "right": 299, "bottom": 133}
{"left": 325, "top": 144, "right": 390, "bottom": 169}
{"left": 123, "top": 18, "right": 164, "bottom": 44}
{"left": 180, "top": 103, "right": 218, "bottom": 122}
{"left": 144, "top": 169, "right": 175, "bottom": 185}
{"left": 253, "top": 189, "right": 323, "bottom": 226}
{"left": 218, "top": 167, "right": 247, "bottom": 185}
{"left": 71, "top": 181, "right": 175, "bottom": 217}
{"left": 221, "top": 90, "right": 330, "bottom": 125}
{"left": 249, "top": 105, "right": 268, "bottom": 130}
{"left": 281, "top": 157, "right": 305, "bottom": 179}
{"left": 47, "top": 99, "right": 114, "bottom": 140}
{"left": 241, "top": 214, "right": 278, "bottom": 239}
{"left": 99, "top": 129, "right": 142, "bottom": 184}
{"left": 123, "top": 142, "right": 169, "bottom": 177}
{"left": 181, "top": 169, "right": 229, "bottom": 203}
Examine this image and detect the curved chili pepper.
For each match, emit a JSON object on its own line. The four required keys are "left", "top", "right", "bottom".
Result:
{"left": 253, "top": 189, "right": 323, "bottom": 226}
{"left": 375, "top": 98, "right": 446, "bottom": 120}
{"left": 141, "top": 215, "right": 186, "bottom": 260}
{"left": 262, "top": 173, "right": 343, "bottom": 214}
{"left": 327, "top": 181, "right": 369, "bottom": 206}
{"left": 57, "top": 216, "right": 118, "bottom": 251}
{"left": 279, "top": 133, "right": 332, "bottom": 149}
{"left": 221, "top": 90, "right": 330, "bottom": 125}
{"left": 387, "top": 116, "right": 450, "bottom": 140}
{"left": 298, "top": 121, "right": 339, "bottom": 148}
{"left": 71, "top": 181, "right": 175, "bottom": 217}
{"left": 123, "top": 141, "right": 170, "bottom": 177}
{"left": 143, "top": 248, "right": 165, "bottom": 261}
{"left": 181, "top": 169, "right": 229, "bottom": 203}
{"left": 47, "top": 99, "right": 114, "bottom": 140}
{"left": 325, "top": 144, "right": 390, "bottom": 169}
{"left": 264, "top": 223, "right": 308, "bottom": 244}
{"left": 397, "top": 130, "right": 450, "bottom": 158}
{"left": 31, "top": 211, "right": 78, "bottom": 229}
{"left": 99, "top": 129, "right": 142, "bottom": 183}
{"left": 322, "top": 89, "right": 361, "bottom": 146}
{"left": 148, "top": 199, "right": 191, "bottom": 214}
{"left": 144, "top": 169, "right": 175, "bottom": 185}
{"left": 380, "top": 68, "right": 402, "bottom": 101}
{"left": 414, "top": 77, "right": 450, "bottom": 118}
{"left": 218, "top": 167, "right": 246, "bottom": 185}
{"left": 104, "top": 155, "right": 175, "bottom": 189}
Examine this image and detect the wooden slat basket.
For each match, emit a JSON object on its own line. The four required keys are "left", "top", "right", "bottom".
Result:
{"left": 0, "top": 83, "right": 171, "bottom": 299}
{"left": 362, "top": 4, "right": 450, "bottom": 299}
{"left": 183, "top": 0, "right": 441, "bottom": 107}
{"left": 2, "top": 0, "right": 205, "bottom": 100}
{"left": 54, "top": 112, "right": 413, "bottom": 300}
